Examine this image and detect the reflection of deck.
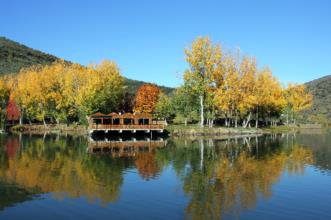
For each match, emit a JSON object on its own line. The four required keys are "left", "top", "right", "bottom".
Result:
{"left": 88, "top": 139, "right": 167, "bottom": 157}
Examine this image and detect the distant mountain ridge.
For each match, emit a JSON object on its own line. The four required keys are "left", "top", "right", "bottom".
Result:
{"left": 0, "top": 37, "right": 174, "bottom": 95}
{"left": 304, "top": 75, "right": 331, "bottom": 121}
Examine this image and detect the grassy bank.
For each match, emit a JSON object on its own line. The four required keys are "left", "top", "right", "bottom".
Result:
{"left": 167, "top": 124, "right": 266, "bottom": 137}
{"left": 262, "top": 125, "right": 299, "bottom": 133}
{"left": 10, "top": 124, "right": 88, "bottom": 135}
{"left": 263, "top": 124, "right": 327, "bottom": 133}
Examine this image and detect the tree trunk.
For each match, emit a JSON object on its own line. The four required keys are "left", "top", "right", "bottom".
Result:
{"left": 243, "top": 112, "right": 252, "bottom": 128}
{"left": 184, "top": 118, "right": 187, "bottom": 126}
{"left": 0, "top": 114, "right": 3, "bottom": 130}
{"left": 19, "top": 111, "right": 23, "bottom": 125}
{"left": 200, "top": 95, "right": 204, "bottom": 128}
{"left": 43, "top": 119, "right": 48, "bottom": 128}
{"left": 255, "top": 108, "right": 259, "bottom": 128}
{"left": 286, "top": 113, "right": 289, "bottom": 125}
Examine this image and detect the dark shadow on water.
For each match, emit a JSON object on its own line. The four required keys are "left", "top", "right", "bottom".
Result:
{"left": 90, "top": 130, "right": 169, "bottom": 141}
{"left": 0, "top": 181, "right": 41, "bottom": 211}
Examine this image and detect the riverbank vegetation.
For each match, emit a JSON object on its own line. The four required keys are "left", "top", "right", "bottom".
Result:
{"left": 1, "top": 60, "right": 124, "bottom": 127}
{"left": 156, "top": 37, "right": 313, "bottom": 128}
{"left": 0, "top": 36, "right": 314, "bottom": 129}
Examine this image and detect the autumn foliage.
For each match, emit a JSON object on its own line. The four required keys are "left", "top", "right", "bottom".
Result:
{"left": 6, "top": 98, "right": 20, "bottom": 121}
{"left": 6, "top": 60, "right": 124, "bottom": 125}
{"left": 0, "top": 36, "right": 315, "bottom": 127}
{"left": 134, "top": 84, "right": 160, "bottom": 113}
{"left": 179, "top": 36, "right": 313, "bottom": 127}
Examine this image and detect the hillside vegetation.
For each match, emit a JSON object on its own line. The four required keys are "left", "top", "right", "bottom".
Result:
{"left": 0, "top": 37, "right": 173, "bottom": 95}
{"left": 0, "top": 37, "right": 58, "bottom": 74}
{"left": 304, "top": 75, "right": 331, "bottom": 123}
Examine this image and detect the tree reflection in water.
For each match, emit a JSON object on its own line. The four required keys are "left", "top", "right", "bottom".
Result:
{"left": 0, "top": 134, "right": 131, "bottom": 206}
{"left": 157, "top": 135, "right": 314, "bottom": 220}
{"left": 0, "top": 133, "right": 314, "bottom": 218}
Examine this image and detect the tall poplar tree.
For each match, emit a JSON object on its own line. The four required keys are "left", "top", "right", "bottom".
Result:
{"left": 184, "top": 36, "right": 222, "bottom": 127}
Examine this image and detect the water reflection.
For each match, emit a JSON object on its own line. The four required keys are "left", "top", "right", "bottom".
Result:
{"left": 159, "top": 136, "right": 314, "bottom": 219}
{"left": 0, "top": 180, "right": 40, "bottom": 211}
{"left": 89, "top": 137, "right": 167, "bottom": 180}
{"left": 0, "top": 132, "right": 327, "bottom": 219}
{"left": 88, "top": 137, "right": 167, "bottom": 156}
{"left": 0, "top": 134, "right": 124, "bottom": 205}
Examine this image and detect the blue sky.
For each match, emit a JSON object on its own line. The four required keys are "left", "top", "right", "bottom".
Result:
{"left": 1, "top": 0, "right": 330, "bottom": 87}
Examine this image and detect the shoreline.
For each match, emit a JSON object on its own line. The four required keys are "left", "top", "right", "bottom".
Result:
{"left": 9, "top": 124, "right": 88, "bottom": 136}
{"left": 169, "top": 127, "right": 267, "bottom": 137}
{"left": 8, "top": 124, "right": 327, "bottom": 137}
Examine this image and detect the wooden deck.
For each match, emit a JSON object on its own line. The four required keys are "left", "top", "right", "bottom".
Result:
{"left": 90, "top": 124, "right": 164, "bottom": 131}
{"left": 88, "top": 112, "right": 165, "bottom": 134}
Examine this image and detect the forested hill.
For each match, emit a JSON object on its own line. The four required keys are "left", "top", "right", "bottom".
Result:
{"left": 304, "top": 75, "right": 331, "bottom": 121}
{"left": 0, "top": 37, "right": 59, "bottom": 74}
{"left": 0, "top": 37, "right": 174, "bottom": 95}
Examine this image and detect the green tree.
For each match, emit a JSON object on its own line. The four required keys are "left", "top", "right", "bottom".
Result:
{"left": 154, "top": 93, "right": 173, "bottom": 125}
{"left": 172, "top": 87, "right": 199, "bottom": 126}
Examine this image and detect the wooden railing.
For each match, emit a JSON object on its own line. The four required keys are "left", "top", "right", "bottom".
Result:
{"left": 89, "top": 124, "right": 165, "bottom": 130}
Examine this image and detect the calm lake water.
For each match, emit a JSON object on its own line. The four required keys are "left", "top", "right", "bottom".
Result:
{"left": 0, "top": 132, "right": 330, "bottom": 220}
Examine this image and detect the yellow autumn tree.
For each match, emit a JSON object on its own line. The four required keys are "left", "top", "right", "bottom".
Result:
{"left": 12, "top": 65, "right": 44, "bottom": 124}
{"left": 284, "top": 83, "right": 312, "bottom": 124}
{"left": 214, "top": 54, "right": 241, "bottom": 127}
{"left": 76, "top": 60, "right": 124, "bottom": 118}
{"left": 11, "top": 60, "right": 124, "bottom": 126}
{"left": 184, "top": 36, "right": 222, "bottom": 127}
{"left": 254, "top": 68, "right": 286, "bottom": 127}
{"left": 238, "top": 56, "right": 257, "bottom": 127}
{"left": 0, "top": 78, "right": 10, "bottom": 128}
